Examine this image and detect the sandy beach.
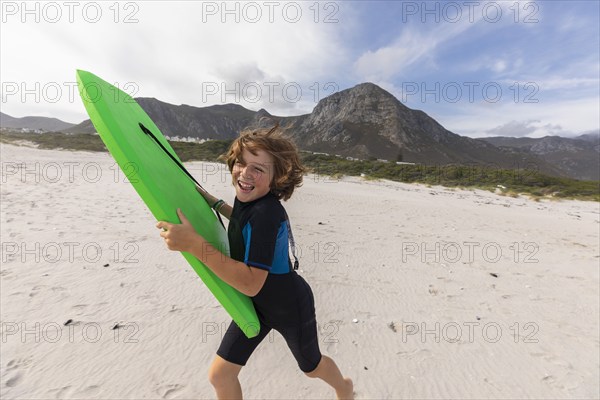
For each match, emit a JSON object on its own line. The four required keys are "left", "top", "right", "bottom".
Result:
{"left": 1, "top": 142, "right": 599, "bottom": 399}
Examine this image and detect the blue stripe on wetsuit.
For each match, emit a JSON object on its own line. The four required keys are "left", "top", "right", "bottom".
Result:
{"left": 242, "top": 220, "right": 290, "bottom": 274}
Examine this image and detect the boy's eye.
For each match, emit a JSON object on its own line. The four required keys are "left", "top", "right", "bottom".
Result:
{"left": 234, "top": 159, "right": 265, "bottom": 175}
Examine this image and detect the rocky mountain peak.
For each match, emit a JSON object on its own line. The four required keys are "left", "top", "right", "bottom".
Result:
{"left": 310, "top": 82, "right": 405, "bottom": 123}
{"left": 289, "top": 82, "right": 453, "bottom": 160}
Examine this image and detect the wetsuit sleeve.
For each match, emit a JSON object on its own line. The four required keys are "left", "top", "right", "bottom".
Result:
{"left": 242, "top": 207, "right": 283, "bottom": 271}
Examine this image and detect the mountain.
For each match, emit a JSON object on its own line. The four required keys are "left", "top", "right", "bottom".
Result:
{"left": 479, "top": 136, "right": 600, "bottom": 181}
{"left": 14, "top": 82, "right": 596, "bottom": 180}
{"left": 133, "top": 98, "right": 257, "bottom": 139}
{"left": 281, "top": 83, "right": 563, "bottom": 176}
{"left": 64, "top": 99, "right": 256, "bottom": 139}
{"left": 0, "top": 112, "right": 76, "bottom": 132}
{"left": 64, "top": 119, "right": 96, "bottom": 134}
{"left": 574, "top": 131, "right": 600, "bottom": 144}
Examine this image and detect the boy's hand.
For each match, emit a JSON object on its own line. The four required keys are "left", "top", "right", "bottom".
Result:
{"left": 156, "top": 208, "right": 201, "bottom": 253}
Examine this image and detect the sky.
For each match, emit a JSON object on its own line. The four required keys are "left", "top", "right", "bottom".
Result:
{"left": 1, "top": 0, "right": 598, "bottom": 138}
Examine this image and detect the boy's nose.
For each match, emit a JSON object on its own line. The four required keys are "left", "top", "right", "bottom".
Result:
{"left": 240, "top": 167, "right": 252, "bottom": 179}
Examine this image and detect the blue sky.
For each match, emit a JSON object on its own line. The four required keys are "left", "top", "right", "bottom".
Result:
{"left": 1, "top": 0, "right": 598, "bottom": 138}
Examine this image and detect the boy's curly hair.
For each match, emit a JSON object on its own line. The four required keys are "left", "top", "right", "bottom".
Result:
{"left": 222, "top": 122, "right": 305, "bottom": 201}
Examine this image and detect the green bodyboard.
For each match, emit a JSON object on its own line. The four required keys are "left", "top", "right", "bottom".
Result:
{"left": 76, "top": 70, "right": 259, "bottom": 338}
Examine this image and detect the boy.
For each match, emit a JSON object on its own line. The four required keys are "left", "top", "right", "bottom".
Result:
{"left": 156, "top": 126, "right": 353, "bottom": 399}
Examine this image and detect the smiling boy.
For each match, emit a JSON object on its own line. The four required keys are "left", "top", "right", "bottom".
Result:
{"left": 156, "top": 126, "right": 353, "bottom": 399}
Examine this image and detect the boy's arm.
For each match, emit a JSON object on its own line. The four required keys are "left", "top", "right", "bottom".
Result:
{"left": 189, "top": 239, "right": 268, "bottom": 297}
{"left": 157, "top": 209, "right": 267, "bottom": 296}
{"left": 196, "top": 185, "right": 232, "bottom": 220}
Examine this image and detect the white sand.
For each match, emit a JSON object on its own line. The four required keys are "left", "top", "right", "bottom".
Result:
{"left": 1, "top": 143, "right": 599, "bottom": 399}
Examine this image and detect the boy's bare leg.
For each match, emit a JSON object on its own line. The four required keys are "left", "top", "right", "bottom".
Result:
{"left": 208, "top": 355, "right": 244, "bottom": 399}
{"left": 305, "top": 355, "right": 354, "bottom": 399}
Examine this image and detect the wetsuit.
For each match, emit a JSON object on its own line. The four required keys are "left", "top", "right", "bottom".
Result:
{"left": 216, "top": 192, "right": 322, "bottom": 373}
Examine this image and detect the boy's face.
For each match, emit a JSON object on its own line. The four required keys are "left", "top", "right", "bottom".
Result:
{"left": 232, "top": 148, "right": 274, "bottom": 203}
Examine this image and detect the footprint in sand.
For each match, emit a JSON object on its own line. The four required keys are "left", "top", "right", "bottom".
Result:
{"left": 396, "top": 348, "right": 433, "bottom": 362}
{"left": 76, "top": 385, "right": 100, "bottom": 396}
{"left": 530, "top": 351, "right": 573, "bottom": 370}
{"left": 72, "top": 304, "right": 88, "bottom": 312}
{"left": 168, "top": 305, "right": 182, "bottom": 313}
{"left": 542, "top": 374, "right": 556, "bottom": 384}
{"left": 4, "top": 357, "right": 35, "bottom": 388}
{"left": 6, "top": 357, "right": 33, "bottom": 371}
{"left": 119, "top": 281, "right": 141, "bottom": 289}
{"left": 5, "top": 372, "right": 22, "bottom": 387}
{"left": 29, "top": 285, "right": 48, "bottom": 298}
{"left": 540, "top": 371, "right": 582, "bottom": 391}
{"left": 0, "top": 269, "right": 12, "bottom": 278}
{"left": 48, "top": 385, "right": 73, "bottom": 398}
{"left": 155, "top": 384, "right": 185, "bottom": 399}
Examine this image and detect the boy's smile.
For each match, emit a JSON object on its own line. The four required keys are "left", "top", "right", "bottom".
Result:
{"left": 232, "top": 148, "right": 274, "bottom": 202}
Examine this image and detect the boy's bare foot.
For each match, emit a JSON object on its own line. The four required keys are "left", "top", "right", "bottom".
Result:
{"left": 336, "top": 378, "right": 354, "bottom": 400}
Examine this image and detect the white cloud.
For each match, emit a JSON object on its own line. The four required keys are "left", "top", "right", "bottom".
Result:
{"left": 503, "top": 77, "right": 599, "bottom": 92}
{"left": 492, "top": 60, "right": 507, "bottom": 73}
{"left": 485, "top": 120, "right": 540, "bottom": 137}
{"left": 352, "top": 17, "right": 477, "bottom": 82}
{"left": 484, "top": 120, "right": 573, "bottom": 138}
{"left": 0, "top": 1, "right": 352, "bottom": 121}
{"left": 439, "top": 94, "right": 599, "bottom": 138}
{"left": 353, "top": 30, "right": 435, "bottom": 81}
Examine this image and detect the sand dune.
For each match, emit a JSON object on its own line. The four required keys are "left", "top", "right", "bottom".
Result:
{"left": 1, "top": 143, "right": 599, "bottom": 399}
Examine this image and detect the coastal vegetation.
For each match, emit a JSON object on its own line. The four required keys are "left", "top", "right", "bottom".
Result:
{"left": 2, "top": 130, "right": 598, "bottom": 201}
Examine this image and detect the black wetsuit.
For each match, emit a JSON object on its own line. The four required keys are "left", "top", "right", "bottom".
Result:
{"left": 216, "top": 192, "right": 322, "bottom": 372}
